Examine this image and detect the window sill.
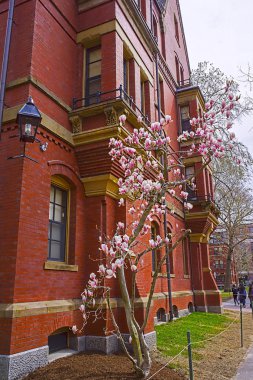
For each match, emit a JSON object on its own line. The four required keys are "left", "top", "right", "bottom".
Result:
{"left": 44, "top": 261, "right": 78, "bottom": 272}
{"left": 184, "top": 274, "right": 190, "bottom": 279}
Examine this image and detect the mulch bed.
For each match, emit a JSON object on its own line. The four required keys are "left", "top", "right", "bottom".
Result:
{"left": 24, "top": 353, "right": 185, "bottom": 380}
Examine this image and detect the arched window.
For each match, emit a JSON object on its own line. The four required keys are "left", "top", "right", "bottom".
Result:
{"left": 157, "top": 308, "right": 166, "bottom": 322}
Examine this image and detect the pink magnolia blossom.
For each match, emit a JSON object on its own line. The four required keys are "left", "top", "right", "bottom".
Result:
{"left": 119, "top": 114, "right": 126, "bottom": 125}
{"left": 72, "top": 325, "right": 78, "bottom": 334}
{"left": 131, "top": 264, "right": 137, "bottom": 272}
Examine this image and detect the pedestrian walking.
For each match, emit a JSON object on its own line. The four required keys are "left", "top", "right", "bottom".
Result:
{"left": 248, "top": 283, "right": 253, "bottom": 308}
{"left": 232, "top": 284, "right": 239, "bottom": 305}
{"left": 238, "top": 283, "right": 247, "bottom": 307}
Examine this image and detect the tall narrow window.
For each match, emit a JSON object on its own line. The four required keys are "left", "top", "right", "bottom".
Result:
{"left": 175, "top": 56, "right": 180, "bottom": 84}
{"left": 174, "top": 14, "right": 179, "bottom": 43}
{"left": 48, "top": 185, "right": 68, "bottom": 262}
{"left": 159, "top": 80, "right": 165, "bottom": 114}
{"left": 185, "top": 166, "right": 197, "bottom": 200}
{"left": 180, "top": 105, "right": 191, "bottom": 132}
{"left": 140, "top": 79, "right": 145, "bottom": 113}
{"left": 123, "top": 59, "right": 129, "bottom": 97}
{"left": 85, "top": 47, "right": 101, "bottom": 105}
{"left": 180, "top": 66, "right": 184, "bottom": 86}
{"left": 167, "top": 228, "right": 174, "bottom": 274}
{"left": 151, "top": 222, "right": 161, "bottom": 271}
{"left": 152, "top": 15, "right": 158, "bottom": 42}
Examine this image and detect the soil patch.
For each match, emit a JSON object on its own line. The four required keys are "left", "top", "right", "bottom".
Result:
{"left": 24, "top": 353, "right": 184, "bottom": 380}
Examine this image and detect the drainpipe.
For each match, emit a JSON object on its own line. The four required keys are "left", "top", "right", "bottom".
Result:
{"left": 0, "top": 0, "right": 15, "bottom": 140}
{"left": 155, "top": 52, "right": 174, "bottom": 322}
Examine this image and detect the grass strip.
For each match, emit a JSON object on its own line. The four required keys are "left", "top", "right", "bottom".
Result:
{"left": 155, "top": 312, "right": 233, "bottom": 359}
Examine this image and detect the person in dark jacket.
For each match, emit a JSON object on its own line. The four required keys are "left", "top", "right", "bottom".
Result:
{"left": 232, "top": 284, "right": 239, "bottom": 305}
{"left": 248, "top": 283, "right": 253, "bottom": 308}
{"left": 238, "top": 283, "right": 247, "bottom": 307}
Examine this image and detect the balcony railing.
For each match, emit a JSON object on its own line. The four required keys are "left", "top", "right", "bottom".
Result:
{"left": 72, "top": 85, "right": 151, "bottom": 125}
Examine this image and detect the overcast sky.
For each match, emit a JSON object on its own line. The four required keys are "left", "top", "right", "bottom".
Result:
{"left": 180, "top": 0, "right": 253, "bottom": 156}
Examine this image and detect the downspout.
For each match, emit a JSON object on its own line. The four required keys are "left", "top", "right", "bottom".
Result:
{"left": 155, "top": 52, "right": 174, "bottom": 321}
{"left": 0, "top": 0, "right": 15, "bottom": 140}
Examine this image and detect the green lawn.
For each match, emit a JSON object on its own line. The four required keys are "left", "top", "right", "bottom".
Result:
{"left": 155, "top": 312, "right": 233, "bottom": 359}
{"left": 221, "top": 291, "right": 232, "bottom": 301}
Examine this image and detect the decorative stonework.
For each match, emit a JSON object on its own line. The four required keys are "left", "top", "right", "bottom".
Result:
{"left": 104, "top": 106, "right": 118, "bottom": 126}
{"left": 70, "top": 116, "right": 82, "bottom": 134}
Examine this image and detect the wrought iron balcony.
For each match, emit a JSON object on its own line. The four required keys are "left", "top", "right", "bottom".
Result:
{"left": 72, "top": 85, "right": 150, "bottom": 125}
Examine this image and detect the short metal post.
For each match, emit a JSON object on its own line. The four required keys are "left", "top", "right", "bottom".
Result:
{"left": 240, "top": 303, "right": 243, "bottom": 347}
{"left": 187, "top": 331, "right": 194, "bottom": 380}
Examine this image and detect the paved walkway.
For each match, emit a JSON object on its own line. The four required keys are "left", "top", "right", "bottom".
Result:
{"left": 223, "top": 299, "right": 253, "bottom": 379}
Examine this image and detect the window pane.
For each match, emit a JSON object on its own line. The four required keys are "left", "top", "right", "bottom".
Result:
{"left": 89, "top": 48, "right": 101, "bottom": 63}
{"left": 89, "top": 61, "right": 101, "bottom": 77}
{"left": 181, "top": 106, "right": 189, "bottom": 120}
{"left": 51, "top": 223, "right": 61, "bottom": 241}
{"left": 50, "top": 241, "right": 61, "bottom": 260}
{"left": 50, "top": 187, "right": 55, "bottom": 202}
{"left": 55, "top": 188, "right": 62, "bottom": 205}
{"left": 88, "top": 78, "right": 101, "bottom": 96}
{"left": 54, "top": 205, "right": 63, "bottom": 222}
{"left": 49, "top": 203, "right": 54, "bottom": 219}
{"left": 185, "top": 166, "right": 195, "bottom": 177}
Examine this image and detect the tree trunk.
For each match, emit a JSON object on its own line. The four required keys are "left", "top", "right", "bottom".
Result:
{"left": 118, "top": 266, "right": 151, "bottom": 378}
{"left": 224, "top": 249, "right": 233, "bottom": 292}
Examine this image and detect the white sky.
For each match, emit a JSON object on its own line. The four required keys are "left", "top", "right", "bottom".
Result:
{"left": 180, "top": 0, "right": 253, "bottom": 156}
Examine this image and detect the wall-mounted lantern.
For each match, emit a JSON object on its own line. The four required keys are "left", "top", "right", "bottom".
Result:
{"left": 8, "top": 96, "right": 47, "bottom": 162}
{"left": 16, "top": 96, "right": 42, "bottom": 143}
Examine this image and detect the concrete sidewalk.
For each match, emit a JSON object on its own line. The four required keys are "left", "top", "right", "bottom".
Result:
{"left": 233, "top": 345, "right": 253, "bottom": 379}
{"left": 223, "top": 300, "right": 253, "bottom": 379}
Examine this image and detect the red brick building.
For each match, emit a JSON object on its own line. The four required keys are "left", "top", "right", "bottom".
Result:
{"left": 209, "top": 233, "right": 237, "bottom": 289}
{"left": 0, "top": 0, "right": 221, "bottom": 378}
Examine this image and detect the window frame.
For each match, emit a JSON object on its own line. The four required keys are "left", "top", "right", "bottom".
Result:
{"left": 85, "top": 46, "right": 101, "bottom": 106}
{"left": 48, "top": 176, "right": 70, "bottom": 263}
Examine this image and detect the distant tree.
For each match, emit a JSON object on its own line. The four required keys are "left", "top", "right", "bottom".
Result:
{"left": 213, "top": 159, "right": 253, "bottom": 291}
{"left": 234, "top": 241, "right": 253, "bottom": 276}
{"left": 191, "top": 62, "right": 253, "bottom": 166}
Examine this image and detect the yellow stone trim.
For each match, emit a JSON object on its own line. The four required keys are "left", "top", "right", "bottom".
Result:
{"left": 189, "top": 233, "right": 206, "bottom": 243}
{"left": 2, "top": 105, "right": 73, "bottom": 146}
{"left": 77, "top": 20, "right": 116, "bottom": 44}
{"left": 184, "top": 275, "right": 190, "bottom": 279}
{"left": 0, "top": 299, "right": 81, "bottom": 318}
{"left": 73, "top": 125, "right": 126, "bottom": 146}
{"left": 44, "top": 261, "right": 78, "bottom": 272}
{"left": 82, "top": 173, "right": 119, "bottom": 199}
{"left": 0, "top": 291, "right": 195, "bottom": 319}
{"left": 6, "top": 76, "right": 71, "bottom": 112}
{"left": 177, "top": 87, "right": 205, "bottom": 110}
{"left": 203, "top": 267, "right": 211, "bottom": 272}
{"left": 183, "top": 156, "right": 203, "bottom": 165}
{"left": 185, "top": 211, "right": 219, "bottom": 226}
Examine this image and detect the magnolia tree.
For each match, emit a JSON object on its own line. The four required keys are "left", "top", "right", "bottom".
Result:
{"left": 72, "top": 84, "right": 241, "bottom": 378}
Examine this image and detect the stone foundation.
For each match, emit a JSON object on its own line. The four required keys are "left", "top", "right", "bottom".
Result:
{"left": 1, "top": 332, "right": 157, "bottom": 379}
{"left": 0, "top": 346, "right": 48, "bottom": 380}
